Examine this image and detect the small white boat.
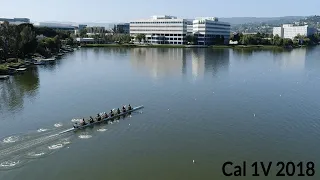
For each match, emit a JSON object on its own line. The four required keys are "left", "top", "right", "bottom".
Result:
{"left": 0, "top": 75, "right": 9, "bottom": 80}
{"left": 16, "top": 68, "right": 27, "bottom": 72}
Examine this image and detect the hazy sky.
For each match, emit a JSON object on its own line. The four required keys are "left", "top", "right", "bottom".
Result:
{"left": 1, "top": 0, "right": 319, "bottom": 23}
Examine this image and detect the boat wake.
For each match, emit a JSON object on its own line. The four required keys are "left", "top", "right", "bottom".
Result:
{"left": 0, "top": 125, "right": 74, "bottom": 171}
{"left": 0, "top": 105, "right": 144, "bottom": 170}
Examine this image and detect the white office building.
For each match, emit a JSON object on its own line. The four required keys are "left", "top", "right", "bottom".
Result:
{"left": 273, "top": 24, "right": 317, "bottom": 39}
{"left": 130, "top": 15, "right": 188, "bottom": 44}
{"left": 193, "top": 17, "right": 231, "bottom": 45}
{"left": 186, "top": 19, "right": 194, "bottom": 35}
{"left": 34, "top": 22, "right": 77, "bottom": 31}
{"left": 0, "top": 18, "right": 30, "bottom": 25}
{"left": 130, "top": 15, "right": 231, "bottom": 45}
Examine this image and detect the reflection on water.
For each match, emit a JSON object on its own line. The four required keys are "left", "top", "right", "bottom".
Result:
{"left": 1, "top": 47, "right": 320, "bottom": 180}
{"left": 130, "top": 48, "right": 186, "bottom": 79}
{"left": 272, "top": 48, "right": 306, "bottom": 70}
{"left": 232, "top": 48, "right": 308, "bottom": 71}
{"left": 190, "top": 49, "right": 230, "bottom": 78}
{"left": 0, "top": 68, "right": 39, "bottom": 113}
{"left": 130, "top": 48, "right": 230, "bottom": 80}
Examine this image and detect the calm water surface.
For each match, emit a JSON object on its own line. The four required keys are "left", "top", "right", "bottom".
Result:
{"left": 0, "top": 47, "right": 320, "bottom": 180}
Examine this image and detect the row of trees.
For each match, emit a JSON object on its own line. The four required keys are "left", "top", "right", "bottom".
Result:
{"left": 230, "top": 32, "right": 320, "bottom": 47}
{"left": 0, "top": 21, "right": 74, "bottom": 61}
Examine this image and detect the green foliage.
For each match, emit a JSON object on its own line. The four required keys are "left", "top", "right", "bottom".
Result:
{"left": 112, "top": 34, "right": 132, "bottom": 43}
{"left": 230, "top": 33, "right": 241, "bottom": 42}
{"left": 0, "top": 22, "right": 74, "bottom": 60}
{"left": 135, "top": 34, "right": 146, "bottom": 43}
{"left": 79, "top": 29, "right": 87, "bottom": 38}
{"left": 0, "top": 22, "right": 38, "bottom": 59}
{"left": 35, "top": 27, "right": 57, "bottom": 37}
{"left": 186, "top": 35, "right": 198, "bottom": 44}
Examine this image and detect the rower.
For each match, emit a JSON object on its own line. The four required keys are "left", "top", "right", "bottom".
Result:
{"left": 109, "top": 110, "right": 114, "bottom": 117}
{"left": 81, "top": 118, "right": 87, "bottom": 126}
{"left": 122, "top": 106, "right": 126, "bottom": 112}
{"left": 73, "top": 123, "right": 78, "bottom": 128}
{"left": 117, "top": 108, "right": 121, "bottom": 114}
{"left": 104, "top": 112, "right": 109, "bottom": 118}
{"left": 128, "top": 104, "right": 132, "bottom": 110}
{"left": 97, "top": 113, "right": 101, "bottom": 121}
{"left": 89, "top": 116, "right": 94, "bottom": 123}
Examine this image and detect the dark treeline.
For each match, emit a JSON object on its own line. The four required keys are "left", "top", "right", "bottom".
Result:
{"left": 230, "top": 32, "right": 320, "bottom": 47}
{"left": 0, "top": 21, "right": 74, "bottom": 62}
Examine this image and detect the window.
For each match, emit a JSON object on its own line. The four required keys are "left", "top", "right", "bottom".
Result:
{"left": 174, "top": 38, "right": 177, "bottom": 40}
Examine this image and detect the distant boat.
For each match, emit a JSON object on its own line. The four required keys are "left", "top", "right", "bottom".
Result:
{"left": 16, "top": 68, "right": 27, "bottom": 72}
{"left": 33, "top": 61, "right": 45, "bottom": 65}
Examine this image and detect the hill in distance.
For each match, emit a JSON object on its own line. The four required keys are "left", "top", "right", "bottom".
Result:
{"left": 219, "top": 16, "right": 305, "bottom": 24}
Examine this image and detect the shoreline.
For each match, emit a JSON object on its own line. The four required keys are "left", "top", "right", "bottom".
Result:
{"left": 81, "top": 44, "right": 309, "bottom": 49}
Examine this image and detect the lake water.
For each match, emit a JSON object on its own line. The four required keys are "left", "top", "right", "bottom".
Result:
{"left": 0, "top": 47, "right": 320, "bottom": 180}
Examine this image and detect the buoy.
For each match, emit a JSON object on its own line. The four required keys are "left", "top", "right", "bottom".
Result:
{"left": 193, "top": 160, "right": 195, "bottom": 164}
{"left": 280, "top": 94, "right": 282, "bottom": 97}
{"left": 253, "top": 114, "right": 256, "bottom": 117}
{"left": 129, "top": 124, "right": 131, "bottom": 126}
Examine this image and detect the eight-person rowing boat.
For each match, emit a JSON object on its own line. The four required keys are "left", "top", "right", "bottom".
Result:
{"left": 73, "top": 104, "right": 142, "bottom": 129}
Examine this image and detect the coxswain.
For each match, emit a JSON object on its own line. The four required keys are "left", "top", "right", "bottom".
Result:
{"left": 97, "top": 113, "right": 101, "bottom": 121}
{"left": 110, "top": 110, "right": 114, "bottom": 117}
{"left": 128, "top": 104, "right": 132, "bottom": 110}
{"left": 117, "top": 108, "right": 121, "bottom": 114}
{"left": 122, "top": 106, "right": 127, "bottom": 112}
{"left": 89, "top": 116, "right": 94, "bottom": 123}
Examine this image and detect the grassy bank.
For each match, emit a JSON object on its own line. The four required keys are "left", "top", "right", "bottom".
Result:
{"left": 0, "top": 59, "right": 24, "bottom": 75}
{"left": 211, "top": 45, "right": 290, "bottom": 50}
{"left": 82, "top": 44, "right": 305, "bottom": 50}
{"left": 82, "top": 44, "right": 191, "bottom": 48}
{"left": 82, "top": 44, "right": 137, "bottom": 47}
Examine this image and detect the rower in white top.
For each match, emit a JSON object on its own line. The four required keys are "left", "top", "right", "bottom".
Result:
{"left": 122, "top": 105, "right": 127, "bottom": 113}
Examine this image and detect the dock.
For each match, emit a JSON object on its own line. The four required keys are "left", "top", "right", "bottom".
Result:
{"left": 16, "top": 68, "right": 27, "bottom": 72}
{"left": 0, "top": 75, "right": 9, "bottom": 80}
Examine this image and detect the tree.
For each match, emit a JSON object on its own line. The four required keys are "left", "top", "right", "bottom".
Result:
{"left": 79, "top": 29, "right": 87, "bottom": 38}
{"left": 19, "top": 25, "right": 37, "bottom": 56}
{"left": 230, "top": 33, "right": 240, "bottom": 42}
{"left": 186, "top": 35, "right": 198, "bottom": 44}
{"left": 135, "top": 34, "right": 146, "bottom": 44}
{"left": 283, "top": 38, "right": 293, "bottom": 46}
{"left": 0, "top": 21, "right": 13, "bottom": 60}
{"left": 35, "top": 27, "right": 57, "bottom": 37}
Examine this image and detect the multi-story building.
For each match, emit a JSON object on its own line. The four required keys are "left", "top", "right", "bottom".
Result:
{"left": 130, "top": 15, "right": 188, "bottom": 44}
{"left": 273, "top": 24, "right": 317, "bottom": 39}
{"left": 0, "top": 18, "right": 30, "bottom": 25}
{"left": 78, "top": 24, "right": 87, "bottom": 30}
{"left": 186, "top": 19, "right": 194, "bottom": 35}
{"left": 86, "top": 26, "right": 105, "bottom": 35}
{"left": 193, "top": 17, "right": 231, "bottom": 45}
{"left": 114, "top": 23, "right": 130, "bottom": 34}
{"left": 34, "top": 22, "right": 76, "bottom": 31}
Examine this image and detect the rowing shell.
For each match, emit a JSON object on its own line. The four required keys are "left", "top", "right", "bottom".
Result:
{"left": 73, "top": 105, "right": 144, "bottom": 130}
